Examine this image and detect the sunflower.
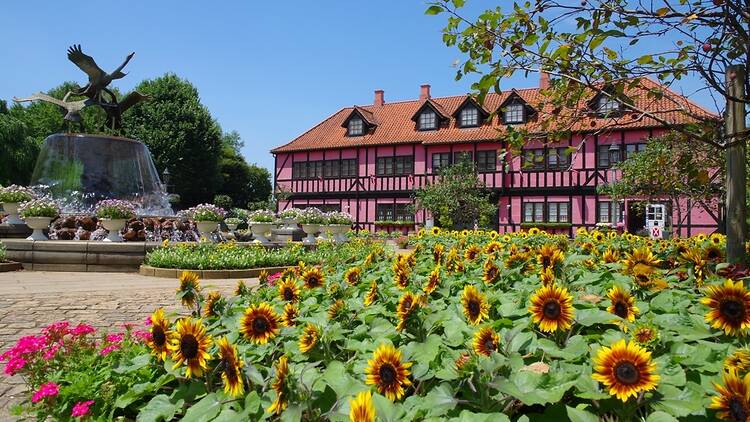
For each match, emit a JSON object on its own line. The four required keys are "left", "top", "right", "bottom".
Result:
{"left": 710, "top": 369, "right": 750, "bottom": 421}
{"left": 282, "top": 303, "right": 299, "bottom": 327}
{"left": 683, "top": 247, "right": 709, "bottom": 286}
{"left": 349, "top": 391, "right": 376, "bottom": 422}
{"left": 258, "top": 270, "right": 269, "bottom": 284}
{"left": 725, "top": 349, "right": 750, "bottom": 375}
{"left": 705, "top": 244, "right": 725, "bottom": 262}
{"left": 592, "top": 231, "right": 605, "bottom": 243}
{"left": 392, "top": 262, "right": 410, "bottom": 290}
{"left": 484, "top": 241, "right": 503, "bottom": 256}
{"left": 396, "top": 292, "right": 421, "bottom": 331}
{"left": 455, "top": 353, "right": 471, "bottom": 370}
{"left": 592, "top": 339, "right": 660, "bottom": 402}
{"left": 464, "top": 245, "right": 481, "bottom": 261}
{"left": 240, "top": 303, "right": 280, "bottom": 344}
{"left": 216, "top": 337, "right": 244, "bottom": 397}
{"left": 424, "top": 266, "right": 441, "bottom": 295}
{"left": 148, "top": 308, "right": 170, "bottom": 361}
{"left": 528, "top": 284, "right": 575, "bottom": 333}
{"left": 235, "top": 279, "right": 250, "bottom": 296}
{"left": 302, "top": 267, "right": 325, "bottom": 289}
{"left": 204, "top": 291, "right": 223, "bottom": 317}
{"left": 622, "top": 246, "right": 661, "bottom": 275}
{"left": 328, "top": 299, "right": 346, "bottom": 320}
{"left": 602, "top": 248, "right": 621, "bottom": 264}
{"left": 631, "top": 323, "right": 659, "bottom": 347}
{"left": 430, "top": 227, "right": 441, "bottom": 236}
{"left": 472, "top": 326, "right": 499, "bottom": 357}
{"left": 345, "top": 267, "right": 361, "bottom": 286}
{"left": 433, "top": 243, "right": 445, "bottom": 264}
{"left": 364, "top": 281, "right": 378, "bottom": 306}
{"left": 177, "top": 271, "right": 201, "bottom": 309}
{"left": 168, "top": 317, "right": 212, "bottom": 378}
{"left": 298, "top": 323, "right": 319, "bottom": 353}
{"left": 267, "top": 356, "right": 289, "bottom": 415}
{"left": 606, "top": 286, "right": 639, "bottom": 322}
{"left": 482, "top": 259, "right": 501, "bottom": 285}
{"left": 702, "top": 280, "right": 750, "bottom": 336}
{"left": 278, "top": 277, "right": 300, "bottom": 303}
{"left": 539, "top": 267, "right": 555, "bottom": 286}
{"left": 365, "top": 344, "right": 412, "bottom": 401}
{"left": 710, "top": 233, "right": 725, "bottom": 245}
{"left": 461, "top": 285, "right": 490, "bottom": 325}
{"left": 537, "top": 244, "right": 564, "bottom": 270}
{"left": 576, "top": 227, "right": 588, "bottom": 236}
{"left": 528, "top": 227, "right": 540, "bottom": 236}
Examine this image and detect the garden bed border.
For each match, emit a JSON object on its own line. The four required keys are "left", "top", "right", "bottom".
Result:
{"left": 138, "top": 264, "right": 291, "bottom": 279}
{"left": 0, "top": 261, "right": 23, "bottom": 272}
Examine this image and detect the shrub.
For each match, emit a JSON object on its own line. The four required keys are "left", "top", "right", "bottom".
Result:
{"left": 0, "top": 185, "right": 34, "bottom": 204}
{"left": 94, "top": 199, "right": 137, "bottom": 220}
{"left": 0, "top": 243, "right": 5, "bottom": 262}
{"left": 212, "top": 194, "right": 233, "bottom": 211}
{"left": 18, "top": 199, "right": 59, "bottom": 218}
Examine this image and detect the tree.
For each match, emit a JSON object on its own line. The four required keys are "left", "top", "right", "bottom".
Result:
{"left": 122, "top": 74, "right": 223, "bottom": 207}
{"left": 414, "top": 162, "right": 497, "bottom": 229}
{"left": 600, "top": 132, "right": 723, "bottom": 235}
{"left": 0, "top": 102, "right": 37, "bottom": 186}
{"left": 427, "top": 0, "right": 747, "bottom": 262}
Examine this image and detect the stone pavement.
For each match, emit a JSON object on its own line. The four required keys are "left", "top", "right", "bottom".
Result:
{"left": 0, "top": 271, "right": 256, "bottom": 419}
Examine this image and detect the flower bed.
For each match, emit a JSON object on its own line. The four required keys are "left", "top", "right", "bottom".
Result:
{"left": 4, "top": 228, "right": 749, "bottom": 420}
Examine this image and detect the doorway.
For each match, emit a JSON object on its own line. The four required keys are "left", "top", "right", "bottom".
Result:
{"left": 627, "top": 201, "right": 646, "bottom": 234}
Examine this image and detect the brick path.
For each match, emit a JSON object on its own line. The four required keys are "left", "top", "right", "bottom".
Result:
{"left": 0, "top": 271, "right": 255, "bottom": 419}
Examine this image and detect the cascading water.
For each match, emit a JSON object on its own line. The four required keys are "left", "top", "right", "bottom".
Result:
{"left": 30, "top": 133, "right": 174, "bottom": 216}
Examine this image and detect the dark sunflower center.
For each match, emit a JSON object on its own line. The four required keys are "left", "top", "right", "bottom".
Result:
{"left": 403, "top": 298, "right": 413, "bottom": 311}
{"left": 308, "top": 277, "right": 318, "bottom": 286}
{"left": 708, "top": 250, "right": 720, "bottom": 260}
{"left": 636, "top": 329, "right": 653, "bottom": 343}
{"left": 720, "top": 299, "right": 746, "bottom": 323}
{"left": 543, "top": 300, "right": 561, "bottom": 319}
{"left": 613, "top": 301, "right": 629, "bottom": 318}
{"left": 222, "top": 359, "right": 238, "bottom": 381}
{"left": 487, "top": 268, "right": 497, "bottom": 280}
{"left": 180, "top": 334, "right": 199, "bottom": 359}
{"left": 253, "top": 316, "right": 269, "bottom": 333}
{"left": 152, "top": 326, "right": 166, "bottom": 346}
{"left": 283, "top": 288, "right": 294, "bottom": 301}
{"left": 484, "top": 338, "right": 496, "bottom": 352}
{"left": 635, "top": 273, "right": 650, "bottom": 285}
{"left": 379, "top": 363, "right": 397, "bottom": 385}
{"left": 542, "top": 257, "right": 551, "bottom": 267}
{"left": 729, "top": 397, "right": 748, "bottom": 421}
{"left": 468, "top": 300, "right": 480, "bottom": 317}
{"left": 614, "top": 361, "right": 640, "bottom": 385}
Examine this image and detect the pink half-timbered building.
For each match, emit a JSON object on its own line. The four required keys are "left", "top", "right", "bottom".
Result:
{"left": 271, "top": 76, "right": 720, "bottom": 236}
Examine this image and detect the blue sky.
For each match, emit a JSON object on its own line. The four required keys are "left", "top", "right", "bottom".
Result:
{"left": 2, "top": 1, "right": 717, "bottom": 173}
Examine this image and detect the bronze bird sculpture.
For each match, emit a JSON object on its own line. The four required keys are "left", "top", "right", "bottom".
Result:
{"left": 102, "top": 91, "right": 151, "bottom": 129}
{"left": 67, "top": 44, "right": 134, "bottom": 103}
{"left": 13, "top": 92, "right": 94, "bottom": 125}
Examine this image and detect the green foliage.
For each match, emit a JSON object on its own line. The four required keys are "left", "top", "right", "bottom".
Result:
{"left": 414, "top": 161, "right": 496, "bottom": 230}
{"left": 215, "top": 144, "right": 272, "bottom": 209}
{"left": 212, "top": 194, "right": 233, "bottom": 211}
{"left": 121, "top": 74, "right": 223, "bottom": 207}
{"left": 0, "top": 243, "right": 5, "bottom": 262}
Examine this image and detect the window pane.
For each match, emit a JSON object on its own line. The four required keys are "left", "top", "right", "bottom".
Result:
{"left": 348, "top": 118, "right": 364, "bottom": 136}
{"left": 599, "top": 202, "right": 610, "bottom": 223}
{"left": 560, "top": 203, "right": 569, "bottom": 222}
{"left": 419, "top": 111, "right": 436, "bottom": 130}
{"left": 548, "top": 150, "right": 558, "bottom": 168}
{"left": 460, "top": 106, "right": 479, "bottom": 126}
{"left": 598, "top": 96, "right": 619, "bottom": 114}
{"left": 376, "top": 158, "right": 385, "bottom": 175}
{"left": 504, "top": 103, "right": 524, "bottom": 123}
{"left": 523, "top": 203, "right": 533, "bottom": 222}
{"left": 548, "top": 203, "right": 558, "bottom": 222}
{"left": 534, "top": 204, "right": 544, "bottom": 222}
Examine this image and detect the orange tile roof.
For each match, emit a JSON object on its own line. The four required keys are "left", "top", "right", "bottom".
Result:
{"left": 271, "top": 78, "right": 718, "bottom": 153}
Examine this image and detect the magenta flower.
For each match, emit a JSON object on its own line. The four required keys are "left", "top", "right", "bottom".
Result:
{"left": 31, "top": 382, "right": 59, "bottom": 403}
{"left": 43, "top": 343, "right": 61, "bottom": 361}
{"left": 105, "top": 333, "right": 124, "bottom": 344}
{"left": 4, "top": 356, "right": 26, "bottom": 376}
{"left": 132, "top": 329, "right": 152, "bottom": 343}
{"left": 71, "top": 400, "right": 95, "bottom": 418}
{"left": 71, "top": 324, "right": 96, "bottom": 337}
{"left": 98, "top": 344, "right": 121, "bottom": 356}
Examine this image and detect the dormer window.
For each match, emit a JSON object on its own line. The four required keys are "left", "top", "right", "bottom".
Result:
{"left": 459, "top": 106, "right": 479, "bottom": 127}
{"left": 348, "top": 117, "right": 364, "bottom": 136}
{"left": 418, "top": 110, "right": 437, "bottom": 130}
{"left": 504, "top": 103, "right": 524, "bottom": 124}
{"left": 597, "top": 96, "right": 620, "bottom": 115}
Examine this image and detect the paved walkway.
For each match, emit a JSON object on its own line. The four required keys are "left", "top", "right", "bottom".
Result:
{"left": 0, "top": 271, "right": 256, "bottom": 419}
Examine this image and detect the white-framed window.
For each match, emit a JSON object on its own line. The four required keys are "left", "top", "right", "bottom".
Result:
{"left": 597, "top": 96, "right": 620, "bottom": 115}
{"left": 598, "top": 201, "right": 623, "bottom": 223}
{"left": 476, "top": 150, "right": 497, "bottom": 172}
{"left": 523, "top": 202, "right": 545, "bottom": 223}
{"left": 547, "top": 202, "right": 570, "bottom": 223}
{"left": 419, "top": 110, "right": 437, "bottom": 130}
{"left": 348, "top": 117, "right": 364, "bottom": 136}
{"left": 459, "top": 106, "right": 479, "bottom": 127}
{"left": 504, "top": 103, "right": 524, "bottom": 124}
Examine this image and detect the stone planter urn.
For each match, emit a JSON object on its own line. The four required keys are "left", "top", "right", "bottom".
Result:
{"left": 195, "top": 221, "right": 218, "bottom": 239}
{"left": 280, "top": 218, "right": 298, "bottom": 231}
{"left": 318, "top": 225, "right": 335, "bottom": 242}
{"left": 1, "top": 203, "right": 24, "bottom": 225}
{"left": 226, "top": 223, "right": 238, "bottom": 232}
{"left": 101, "top": 218, "right": 127, "bottom": 242}
{"left": 301, "top": 224, "right": 320, "bottom": 246}
{"left": 330, "top": 224, "right": 351, "bottom": 244}
{"left": 24, "top": 216, "right": 52, "bottom": 241}
{"left": 250, "top": 222, "right": 275, "bottom": 245}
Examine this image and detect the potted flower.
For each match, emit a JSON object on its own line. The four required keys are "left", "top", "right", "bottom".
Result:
{"left": 248, "top": 209, "right": 276, "bottom": 245}
{"left": 224, "top": 217, "right": 243, "bottom": 232}
{"left": 19, "top": 198, "right": 59, "bottom": 241}
{"left": 0, "top": 185, "right": 34, "bottom": 225}
{"left": 326, "top": 211, "right": 353, "bottom": 244}
{"left": 94, "top": 199, "right": 137, "bottom": 242}
{"left": 297, "top": 208, "right": 326, "bottom": 245}
{"left": 186, "top": 204, "right": 226, "bottom": 237}
{"left": 278, "top": 208, "right": 301, "bottom": 230}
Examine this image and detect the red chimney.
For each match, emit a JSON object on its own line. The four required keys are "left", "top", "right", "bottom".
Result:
{"left": 420, "top": 84, "right": 431, "bottom": 100}
{"left": 374, "top": 90, "right": 384, "bottom": 106}
{"left": 539, "top": 71, "right": 550, "bottom": 89}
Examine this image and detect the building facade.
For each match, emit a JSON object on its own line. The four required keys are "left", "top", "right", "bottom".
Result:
{"left": 271, "top": 77, "right": 720, "bottom": 236}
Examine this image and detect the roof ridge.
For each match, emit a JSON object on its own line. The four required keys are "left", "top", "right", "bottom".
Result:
{"left": 270, "top": 107, "right": 349, "bottom": 153}
{"left": 356, "top": 86, "right": 541, "bottom": 108}
{"left": 638, "top": 77, "right": 720, "bottom": 118}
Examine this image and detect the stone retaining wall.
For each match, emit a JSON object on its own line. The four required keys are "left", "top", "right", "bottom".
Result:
{"left": 0, "top": 239, "right": 160, "bottom": 272}
{"left": 138, "top": 265, "right": 290, "bottom": 279}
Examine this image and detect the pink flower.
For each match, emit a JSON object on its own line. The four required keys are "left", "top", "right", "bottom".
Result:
{"left": 71, "top": 324, "right": 96, "bottom": 337}
{"left": 71, "top": 400, "right": 95, "bottom": 418}
{"left": 42, "top": 322, "right": 70, "bottom": 338}
{"left": 43, "top": 343, "right": 61, "bottom": 361}
{"left": 4, "top": 356, "right": 26, "bottom": 376}
{"left": 132, "top": 329, "right": 152, "bottom": 343}
{"left": 32, "top": 382, "right": 59, "bottom": 403}
{"left": 99, "top": 344, "right": 121, "bottom": 356}
{"left": 105, "top": 333, "right": 124, "bottom": 344}
{"left": 144, "top": 316, "right": 153, "bottom": 326}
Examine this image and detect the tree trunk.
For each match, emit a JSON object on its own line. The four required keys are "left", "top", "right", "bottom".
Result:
{"left": 725, "top": 65, "right": 748, "bottom": 264}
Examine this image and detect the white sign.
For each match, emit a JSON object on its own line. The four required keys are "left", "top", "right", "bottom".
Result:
{"left": 650, "top": 226, "right": 662, "bottom": 239}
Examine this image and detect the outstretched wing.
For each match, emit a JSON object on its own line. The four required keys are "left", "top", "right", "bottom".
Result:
{"left": 12, "top": 92, "right": 66, "bottom": 108}
{"left": 67, "top": 44, "right": 104, "bottom": 81}
{"left": 118, "top": 91, "right": 151, "bottom": 112}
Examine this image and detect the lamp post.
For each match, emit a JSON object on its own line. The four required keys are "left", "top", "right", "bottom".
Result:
{"left": 162, "top": 168, "right": 171, "bottom": 193}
